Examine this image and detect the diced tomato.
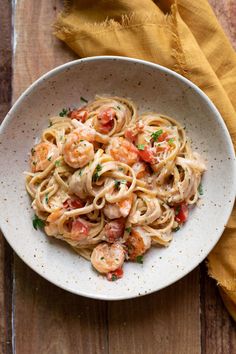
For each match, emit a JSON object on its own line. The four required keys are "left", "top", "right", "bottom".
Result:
{"left": 138, "top": 146, "right": 155, "bottom": 164}
{"left": 71, "top": 218, "right": 89, "bottom": 237}
{"left": 104, "top": 218, "right": 125, "bottom": 243}
{"left": 98, "top": 108, "right": 116, "bottom": 124}
{"left": 157, "top": 132, "right": 168, "bottom": 142}
{"left": 96, "top": 108, "right": 116, "bottom": 134}
{"left": 68, "top": 108, "right": 88, "bottom": 123}
{"left": 63, "top": 198, "right": 84, "bottom": 210}
{"left": 106, "top": 267, "right": 124, "bottom": 281}
{"left": 174, "top": 203, "right": 188, "bottom": 224}
{"left": 98, "top": 120, "right": 114, "bottom": 134}
{"left": 125, "top": 129, "right": 137, "bottom": 143}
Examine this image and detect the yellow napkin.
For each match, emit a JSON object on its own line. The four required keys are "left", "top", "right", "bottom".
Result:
{"left": 54, "top": 0, "right": 236, "bottom": 319}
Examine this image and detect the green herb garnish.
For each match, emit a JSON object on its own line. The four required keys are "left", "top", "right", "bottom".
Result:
{"left": 80, "top": 96, "right": 88, "bottom": 103}
{"left": 151, "top": 129, "right": 163, "bottom": 142}
{"left": 32, "top": 161, "right": 37, "bottom": 166}
{"left": 168, "top": 138, "right": 174, "bottom": 145}
{"left": 79, "top": 169, "right": 83, "bottom": 176}
{"left": 59, "top": 108, "right": 68, "bottom": 117}
{"left": 92, "top": 164, "right": 102, "bottom": 182}
{"left": 114, "top": 180, "right": 127, "bottom": 189}
{"left": 100, "top": 257, "right": 105, "bottom": 260}
{"left": 48, "top": 121, "right": 53, "bottom": 127}
{"left": 137, "top": 144, "right": 145, "bottom": 151}
{"left": 47, "top": 156, "right": 52, "bottom": 161}
{"left": 173, "top": 225, "right": 180, "bottom": 232}
{"left": 136, "top": 255, "right": 143, "bottom": 264}
{"left": 125, "top": 227, "right": 132, "bottom": 234}
{"left": 117, "top": 105, "right": 121, "bottom": 110}
{"left": 45, "top": 193, "right": 49, "bottom": 204}
{"left": 198, "top": 183, "right": 203, "bottom": 195}
{"left": 111, "top": 274, "right": 117, "bottom": 281}
{"left": 114, "top": 180, "right": 120, "bottom": 189}
{"left": 31, "top": 148, "right": 35, "bottom": 155}
{"left": 32, "top": 215, "right": 45, "bottom": 230}
{"left": 55, "top": 160, "right": 60, "bottom": 167}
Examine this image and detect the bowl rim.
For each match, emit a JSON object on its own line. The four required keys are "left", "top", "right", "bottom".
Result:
{"left": 0, "top": 55, "right": 236, "bottom": 300}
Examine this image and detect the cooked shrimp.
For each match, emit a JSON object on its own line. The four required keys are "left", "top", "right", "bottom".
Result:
{"left": 126, "top": 226, "right": 151, "bottom": 260}
{"left": 63, "top": 131, "right": 94, "bottom": 168}
{"left": 104, "top": 218, "right": 125, "bottom": 243}
{"left": 30, "top": 142, "right": 59, "bottom": 172}
{"left": 103, "top": 194, "right": 133, "bottom": 219}
{"left": 106, "top": 137, "right": 139, "bottom": 165}
{"left": 91, "top": 242, "right": 125, "bottom": 273}
{"left": 71, "top": 120, "right": 109, "bottom": 144}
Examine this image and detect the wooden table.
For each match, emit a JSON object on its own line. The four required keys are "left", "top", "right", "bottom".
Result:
{"left": 0, "top": 1, "right": 236, "bottom": 353}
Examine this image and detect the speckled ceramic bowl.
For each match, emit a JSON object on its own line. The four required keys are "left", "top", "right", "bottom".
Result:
{"left": 0, "top": 56, "right": 235, "bottom": 300}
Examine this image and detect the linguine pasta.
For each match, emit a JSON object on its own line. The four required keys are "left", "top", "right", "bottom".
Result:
{"left": 25, "top": 96, "right": 206, "bottom": 281}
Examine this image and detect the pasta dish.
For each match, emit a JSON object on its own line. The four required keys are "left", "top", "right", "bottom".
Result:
{"left": 25, "top": 96, "right": 206, "bottom": 281}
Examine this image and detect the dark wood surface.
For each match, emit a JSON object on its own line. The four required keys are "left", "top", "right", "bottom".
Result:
{"left": 0, "top": 1, "right": 13, "bottom": 354}
{"left": 0, "top": 1, "right": 235, "bottom": 353}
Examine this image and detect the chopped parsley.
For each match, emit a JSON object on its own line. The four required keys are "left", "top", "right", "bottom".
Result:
{"left": 59, "top": 108, "right": 68, "bottom": 117}
{"left": 151, "top": 129, "right": 163, "bottom": 142}
{"left": 100, "top": 257, "right": 105, "bottom": 260}
{"left": 80, "top": 96, "right": 88, "bottom": 103}
{"left": 168, "top": 138, "right": 174, "bottom": 145}
{"left": 174, "top": 206, "right": 180, "bottom": 215}
{"left": 47, "top": 156, "right": 52, "bottom": 161}
{"left": 92, "top": 164, "right": 102, "bottom": 182}
{"left": 137, "top": 144, "right": 145, "bottom": 150}
{"left": 78, "top": 169, "right": 83, "bottom": 176}
{"left": 116, "top": 105, "right": 121, "bottom": 110}
{"left": 32, "top": 161, "right": 37, "bottom": 166}
{"left": 45, "top": 193, "right": 49, "bottom": 204}
{"left": 114, "top": 180, "right": 127, "bottom": 189}
{"left": 125, "top": 227, "right": 132, "bottom": 234}
{"left": 48, "top": 121, "right": 53, "bottom": 127}
{"left": 198, "top": 183, "right": 203, "bottom": 195}
{"left": 111, "top": 274, "right": 117, "bottom": 281}
{"left": 31, "top": 148, "right": 35, "bottom": 155}
{"left": 136, "top": 255, "right": 143, "bottom": 264}
{"left": 173, "top": 225, "right": 180, "bottom": 232}
{"left": 32, "top": 215, "right": 45, "bottom": 230}
{"left": 55, "top": 160, "right": 60, "bottom": 167}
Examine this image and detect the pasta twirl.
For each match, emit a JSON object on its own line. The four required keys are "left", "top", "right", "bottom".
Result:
{"left": 25, "top": 96, "right": 206, "bottom": 280}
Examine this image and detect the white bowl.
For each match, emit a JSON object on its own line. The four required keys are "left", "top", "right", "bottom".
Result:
{"left": 0, "top": 56, "right": 235, "bottom": 300}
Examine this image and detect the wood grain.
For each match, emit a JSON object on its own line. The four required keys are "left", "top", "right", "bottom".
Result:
{"left": 108, "top": 270, "right": 200, "bottom": 354}
{"left": 14, "top": 261, "right": 109, "bottom": 354}
{"left": 0, "top": 0, "right": 235, "bottom": 353}
{"left": 208, "top": 0, "right": 236, "bottom": 50}
{"left": 0, "top": 1, "right": 13, "bottom": 354}
{"left": 200, "top": 263, "right": 236, "bottom": 354}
